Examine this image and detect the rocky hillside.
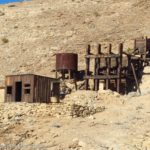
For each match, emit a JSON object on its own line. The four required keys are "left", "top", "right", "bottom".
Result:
{"left": 1, "top": 73, "right": 150, "bottom": 150}
{"left": 0, "top": 0, "right": 150, "bottom": 85}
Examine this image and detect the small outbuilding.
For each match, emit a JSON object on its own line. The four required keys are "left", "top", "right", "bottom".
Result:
{"left": 5, "top": 74, "right": 60, "bottom": 103}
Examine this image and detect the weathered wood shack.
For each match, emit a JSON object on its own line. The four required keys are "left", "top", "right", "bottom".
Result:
{"left": 5, "top": 74, "right": 60, "bottom": 103}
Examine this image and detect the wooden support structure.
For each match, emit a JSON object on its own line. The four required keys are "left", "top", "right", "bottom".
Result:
{"left": 117, "top": 43, "right": 123, "bottom": 93}
{"left": 94, "top": 44, "right": 101, "bottom": 91}
{"left": 84, "top": 42, "right": 144, "bottom": 94}
{"left": 105, "top": 44, "right": 112, "bottom": 90}
{"left": 85, "top": 45, "right": 90, "bottom": 90}
{"left": 84, "top": 43, "right": 124, "bottom": 93}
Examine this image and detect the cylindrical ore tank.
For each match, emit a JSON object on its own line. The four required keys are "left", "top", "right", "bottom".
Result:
{"left": 56, "top": 53, "right": 78, "bottom": 71}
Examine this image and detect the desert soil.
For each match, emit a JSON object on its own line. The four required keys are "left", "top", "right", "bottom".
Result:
{"left": 0, "top": 66, "right": 150, "bottom": 150}
{"left": 0, "top": 0, "right": 150, "bottom": 150}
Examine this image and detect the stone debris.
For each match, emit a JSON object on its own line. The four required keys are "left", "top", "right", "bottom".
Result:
{"left": 0, "top": 90, "right": 106, "bottom": 124}
{"left": 0, "top": 84, "right": 150, "bottom": 150}
{"left": 70, "top": 104, "right": 105, "bottom": 118}
{"left": 60, "top": 81, "right": 72, "bottom": 97}
{"left": 52, "top": 123, "right": 62, "bottom": 128}
{"left": 0, "top": 0, "right": 150, "bottom": 149}
{"left": 68, "top": 138, "right": 86, "bottom": 150}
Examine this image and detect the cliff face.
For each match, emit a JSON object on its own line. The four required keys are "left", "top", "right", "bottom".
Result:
{"left": 0, "top": 0, "right": 150, "bottom": 85}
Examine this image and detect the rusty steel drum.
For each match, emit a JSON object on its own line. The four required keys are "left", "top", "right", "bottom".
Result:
{"left": 56, "top": 53, "right": 78, "bottom": 71}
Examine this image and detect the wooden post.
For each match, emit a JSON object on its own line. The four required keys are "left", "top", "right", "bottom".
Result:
{"left": 117, "top": 43, "right": 123, "bottom": 93}
{"left": 94, "top": 44, "right": 101, "bottom": 91}
{"left": 97, "top": 44, "right": 101, "bottom": 54}
{"left": 143, "top": 36, "right": 148, "bottom": 66}
{"left": 55, "top": 71, "right": 58, "bottom": 79}
{"left": 85, "top": 45, "right": 90, "bottom": 90}
{"left": 108, "top": 43, "right": 112, "bottom": 54}
{"left": 61, "top": 71, "right": 65, "bottom": 79}
{"left": 131, "top": 63, "right": 141, "bottom": 95}
{"left": 144, "top": 36, "right": 148, "bottom": 59}
{"left": 68, "top": 70, "right": 72, "bottom": 79}
{"left": 126, "top": 55, "right": 131, "bottom": 94}
{"left": 105, "top": 57, "right": 109, "bottom": 90}
{"left": 108, "top": 44, "right": 112, "bottom": 84}
{"left": 134, "top": 38, "right": 136, "bottom": 53}
{"left": 105, "top": 44, "right": 112, "bottom": 90}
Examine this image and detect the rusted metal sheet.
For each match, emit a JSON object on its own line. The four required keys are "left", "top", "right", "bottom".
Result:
{"left": 5, "top": 74, "right": 60, "bottom": 103}
{"left": 56, "top": 53, "right": 78, "bottom": 71}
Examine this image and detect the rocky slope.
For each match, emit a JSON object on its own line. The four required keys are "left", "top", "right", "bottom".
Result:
{"left": 0, "top": 79, "right": 150, "bottom": 149}
{"left": 0, "top": 66, "right": 150, "bottom": 150}
{"left": 1, "top": 1, "right": 150, "bottom": 149}
{"left": 0, "top": 0, "right": 150, "bottom": 85}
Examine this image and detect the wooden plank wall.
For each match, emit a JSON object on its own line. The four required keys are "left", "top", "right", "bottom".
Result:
{"left": 34, "top": 75, "right": 60, "bottom": 103}
{"left": 22, "top": 75, "right": 34, "bottom": 103}
{"left": 34, "top": 75, "right": 51, "bottom": 103}
{"left": 5, "top": 74, "right": 60, "bottom": 103}
{"left": 5, "top": 75, "right": 34, "bottom": 102}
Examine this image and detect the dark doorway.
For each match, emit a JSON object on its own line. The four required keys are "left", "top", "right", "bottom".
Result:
{"left": 15, "top": 82, "right": 22, "bottom": 102}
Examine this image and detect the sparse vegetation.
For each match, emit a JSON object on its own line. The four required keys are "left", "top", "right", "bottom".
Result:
{"left": 8, "top": 4, "right": 16, "bottom": 7}
{"left": 1, "top": 38, "right": 9, "bottom": 44}
{"left": 0, "top": 11, "right": 5, "bottom": 16}
{"left": 94, "top": 11, "right": 100, "bottom": 17}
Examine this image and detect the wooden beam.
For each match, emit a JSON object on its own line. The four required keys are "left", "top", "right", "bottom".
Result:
{"left": 117, "top": 43, "right": 123, "bottom": 93}
{"left": 85, "top": 75, "right": 121, "bottom": 79}
{"left": 85, "top": 54, "right": 120, "bottom": 58}
{"left": 94, "top": 44, "right": 101, "bottom": 91}
{"left": 85, "top": 45, "right": 91, "bottom": 90}
{"left": 105, "top": 44, "right": 112, "bottom": 90}
{"left": 131, "top": 63, "right": 141, "bottom": 95}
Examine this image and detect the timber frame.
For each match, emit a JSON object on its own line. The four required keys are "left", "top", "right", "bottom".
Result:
{"left": 84, "top": 38, "right": 150, "bottom": 94}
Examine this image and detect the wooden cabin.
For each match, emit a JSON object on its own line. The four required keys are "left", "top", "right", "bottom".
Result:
{"left": 5, "top": 74, "right": 60, "bottom": 103}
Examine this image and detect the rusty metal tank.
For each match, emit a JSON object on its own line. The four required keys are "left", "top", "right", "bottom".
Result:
{"left": 56, "top": 53, "right": 78, "bottom": 71}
